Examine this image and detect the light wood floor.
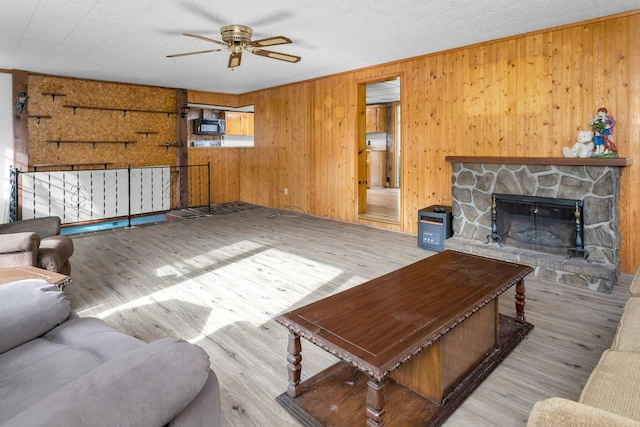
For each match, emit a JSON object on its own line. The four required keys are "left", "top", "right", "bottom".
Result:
{"left": 360, "top": 187, "right": 400, "bottom": 223}
{"left": 64, "top": 206, "right": 630, "bottom": 427}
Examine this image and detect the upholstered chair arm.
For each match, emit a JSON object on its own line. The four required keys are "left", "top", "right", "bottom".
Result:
{"left": 1, "top": 338, "right": 213, "bottom": 427}
{"left": 0, "top": 279, "right": 70, "bottom": 353}
{"left": 527, "top": 397, "right": 640, "bottom": 427}
{"left": 0, "top": 232, "right": 40, "bottom": 269}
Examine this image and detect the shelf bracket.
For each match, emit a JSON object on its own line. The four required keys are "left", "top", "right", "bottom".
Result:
{"left": 42, "top": 92, "right": 67, "bottom": 102}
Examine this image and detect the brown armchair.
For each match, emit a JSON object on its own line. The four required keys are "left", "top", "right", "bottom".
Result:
{"left": 0, "top": 217, "right": 74, "bottom": 275}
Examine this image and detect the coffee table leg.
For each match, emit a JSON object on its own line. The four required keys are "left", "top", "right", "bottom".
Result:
{"left": 286, "top": 333, "right": 303, "bottom": 398}
{"left": 366, "top": 379, "right": 386, "bottom": 426}
{"left": 515, "top": 279, "right": 526, "bottom": 324}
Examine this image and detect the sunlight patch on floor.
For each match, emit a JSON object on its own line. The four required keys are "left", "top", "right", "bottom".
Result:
{"left": 93, "top": 240, "right": 356, "bottom": 343}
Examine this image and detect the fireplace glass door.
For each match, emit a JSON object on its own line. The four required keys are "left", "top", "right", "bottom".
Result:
{"left": 494, "top": 194, "right": 583, "bottom": 256}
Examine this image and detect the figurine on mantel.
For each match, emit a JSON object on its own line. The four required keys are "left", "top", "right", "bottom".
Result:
{"left": 589, "top": 107, "right": 618, "bottom": 157}
{"left": 562, "top": 130, "right": 595, "bottom": 158}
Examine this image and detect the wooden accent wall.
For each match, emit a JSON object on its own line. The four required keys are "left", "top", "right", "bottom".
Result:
{"left": 187, "top": 147, "right": 240, "bottom": 204}
{"left": 190, "top": 12, "right": 640, "bottom": 274}
{"left": 25, "top": 75, "right": 177, "bottom": 170}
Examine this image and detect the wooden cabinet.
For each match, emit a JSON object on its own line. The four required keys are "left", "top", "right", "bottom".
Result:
{"left": 367, "top": 150, "right": 387, "bottom": 188}
{"left": 366, "top": 105, "right": 387, "bottom": 133}
{"left": 224, "top": 112, "right": 254, "bottom": 136}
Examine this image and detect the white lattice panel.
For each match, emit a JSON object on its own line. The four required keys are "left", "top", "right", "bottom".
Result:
{"left": 20, "top": 167, "right": 170, "bottom": 224}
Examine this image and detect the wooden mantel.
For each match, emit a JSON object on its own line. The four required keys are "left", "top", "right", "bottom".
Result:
{"left": 445, "top": 156, "right": 633, "bottom": 167}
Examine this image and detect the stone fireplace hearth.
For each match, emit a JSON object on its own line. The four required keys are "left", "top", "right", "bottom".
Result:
{"left": 443, "top": 156, "right": 632, "bottom": 293}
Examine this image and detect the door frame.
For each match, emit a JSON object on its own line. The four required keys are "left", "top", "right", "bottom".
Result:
{"left": 355, "top": 73, "right": 402, "bottom": 225}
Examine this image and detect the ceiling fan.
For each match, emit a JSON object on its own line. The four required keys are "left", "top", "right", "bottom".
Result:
{"left": 167, "top": 25, "right": 301, "bottom": 69}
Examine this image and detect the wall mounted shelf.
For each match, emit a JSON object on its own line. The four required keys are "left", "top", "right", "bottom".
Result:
{"left": 46, "top": 139, "right": 136, "bottom": 149}
{"left": 42, "top": 92, "right": 67, "bottom": 102}
{"left": 28, "top": 115, "right": 52, "bottom": 124}
{"left": 63, "top": 104, "right": 176, "bottom": 117}
{"left": 136, "top": 131, "right": 159, "bottom": 138}
{"left": 158, "top": 142, "right": 182, "bottom": 151}
{"left": 30, "top": 162, "right": 114, "bottom": 171}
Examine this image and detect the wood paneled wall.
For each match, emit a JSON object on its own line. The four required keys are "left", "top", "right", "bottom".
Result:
{"left": 190, "top": 12, "right": 640, "bottom": 274}
{"left": 187, "top": 147, "right": 240, "bottom": 204}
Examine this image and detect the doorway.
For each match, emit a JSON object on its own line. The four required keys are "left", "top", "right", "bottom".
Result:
{"left": 358, "top": 77, "right": 401, "bottom": 224}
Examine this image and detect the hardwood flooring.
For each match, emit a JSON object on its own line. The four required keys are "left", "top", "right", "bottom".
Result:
{"left": 64, "top": 206, "right": 630, "bottom": 426}
{"left": 360, "top": 187, "right": 400, "bottom": 223}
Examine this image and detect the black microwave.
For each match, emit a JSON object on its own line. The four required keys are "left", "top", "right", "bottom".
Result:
{"left": 193, "top": 119, "right": 225, "bottom": 135}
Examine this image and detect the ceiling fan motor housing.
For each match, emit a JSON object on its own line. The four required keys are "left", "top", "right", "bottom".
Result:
{"left": 221, "top": 25, "right": 253, "bottom": 45}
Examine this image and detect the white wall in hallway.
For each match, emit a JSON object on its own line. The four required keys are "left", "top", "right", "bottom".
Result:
{"left": 0, "top": 72, "right": 13, "bottom": 224}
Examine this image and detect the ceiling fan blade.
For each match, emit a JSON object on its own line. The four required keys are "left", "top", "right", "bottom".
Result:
{"left": 248, "top": 36, "right": 292, "bottom": 47}
{"left": 251, "top": 49, "right": 301, "bottom": 63}
{"left": 183, "top": 33, "right": 228, "bottom": 47}
{"left": 176, "top": 1, "right": 226, "bottom": 26}
{"left": 228, "top": 51, "right": 242, "bottom": 68}
{"left": 166, "top": 49, "right": 222, "bottom": 58}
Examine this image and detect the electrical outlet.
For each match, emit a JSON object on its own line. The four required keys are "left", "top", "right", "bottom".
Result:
{"left": 284, "top": 187, "right": 288, "bottom": 195}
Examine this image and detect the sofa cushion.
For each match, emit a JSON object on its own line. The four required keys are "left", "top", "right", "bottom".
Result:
{"left": 0, "top": 316, "right": 146, "bottom": 424}
{"left": 43, "top": 317, "right": 144, "bottom": 361}
{"left": 38, "top": 235, "right": 74, "bottom": 272}
{"left": 630, "top": 269, "right": 640, "bottom": 297}
{"left": 611, "top": 296, "right": 640, "bottom": 352}
{"left": 2, "top": 338, "right": 211, "bottom": 427}
{"left": 0, "top": 338, "right": 104, "bottom": 424}
{"left": 580, "top": 350, "right": 640, "bottom": 421}
{"left": 169, "top": 369, "right": 222, "bottom": 427}
{"left": 0, "top": 232, "right": 40, "bottom": 269}
{"left": 0, "top": 231, "right": 40, "bottom": 253}
{"left": 0, "top": 279, "right": 70, "bottom": 353}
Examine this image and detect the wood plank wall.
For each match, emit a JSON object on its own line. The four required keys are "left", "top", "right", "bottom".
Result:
{"left": 186, "top": 12, "right": 640, "bottom": 275}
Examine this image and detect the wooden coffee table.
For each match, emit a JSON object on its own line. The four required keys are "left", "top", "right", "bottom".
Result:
{"left": 275, "top": 250, "right": 533, "bottom": 426}
{"left": 0, "top": 266, "right": 71, "bottom": 290}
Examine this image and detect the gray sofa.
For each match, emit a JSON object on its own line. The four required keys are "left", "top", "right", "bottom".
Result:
{"left": 0, "top": 217, "right": 74, "bottom": 275}
{"left": 0, "top": 279, "right": 221, "bottom": 427}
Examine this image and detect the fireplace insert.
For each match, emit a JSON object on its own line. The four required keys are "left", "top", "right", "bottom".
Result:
{"left": 491, "top": 194, "right": 585, "bottom": 257}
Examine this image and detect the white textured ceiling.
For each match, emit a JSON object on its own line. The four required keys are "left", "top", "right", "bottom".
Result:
{"left": 1, "top": 0, "right": 639, "bottom": 94}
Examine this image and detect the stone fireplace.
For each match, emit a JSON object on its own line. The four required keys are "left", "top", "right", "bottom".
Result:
{"left": 443, "top": 156, "right": 632, "bottom": 292}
